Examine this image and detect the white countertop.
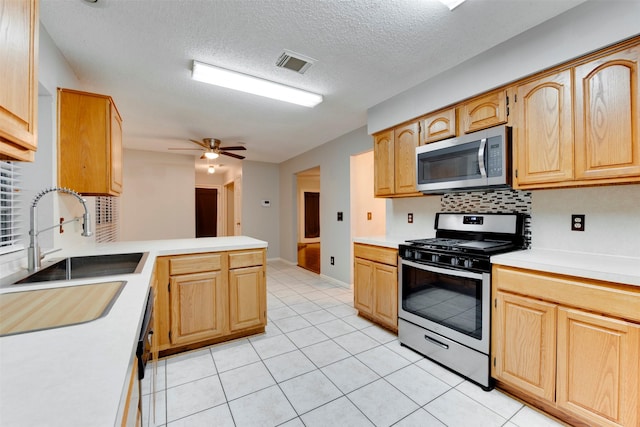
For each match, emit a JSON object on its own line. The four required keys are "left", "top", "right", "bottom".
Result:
{"left": 491, "top": 248, "right": 640, "bottom": 287}
{"left": 0, "top": 236, "right": 268, "bottom": 427}
{"left": 352, "top": 235, "right": 410, "bottom": 249}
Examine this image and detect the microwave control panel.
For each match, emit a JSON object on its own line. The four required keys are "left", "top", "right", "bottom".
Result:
{"left": 486, "top": 137, "right": 503, "bottom": 177}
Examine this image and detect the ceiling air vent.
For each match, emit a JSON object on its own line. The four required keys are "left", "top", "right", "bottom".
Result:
{"left": 276, "top": 50, "right": 316, "bottom": 74}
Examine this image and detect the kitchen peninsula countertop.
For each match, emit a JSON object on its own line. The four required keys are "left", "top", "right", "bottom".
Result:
{"left": 491, "top": 248, "right": 640, "bottom": 287}
{"left": 0, "top": 236, "right": 268, "bottom": 427}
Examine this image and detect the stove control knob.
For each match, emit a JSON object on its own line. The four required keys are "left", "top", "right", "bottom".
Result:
{"left": 464, "top": 259, "right": 473, "bottom": 268}
{"left": 450, "top": 257, "right": 458, "bottom": 266}
{"left": 431, "top": 254, "right": 440, "bottom": 263}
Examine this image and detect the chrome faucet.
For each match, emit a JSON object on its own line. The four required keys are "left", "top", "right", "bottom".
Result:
{"left": 28, "top": 187, "right": 93, "bottom": 272}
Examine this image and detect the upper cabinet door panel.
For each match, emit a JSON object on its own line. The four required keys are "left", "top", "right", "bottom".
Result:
{"left": 514, "top": 70, "right": 574, "bottom": 185}
{"left": 574, "top": 45, "right": 640, "bottom": 180}
{"left": 461, "top": 90, "right": 508, "bottom": 134}
{"left": 0, "top": 0, "right": 38, "bottom": 161}
{"left": 394, "top": 122, "right": 419, "bottom": 194}
{"left": 421, "top": 108, "right": 457, "bottom": 144}
{"left": 373, "top": 130, "right": 394, "bottom": 196}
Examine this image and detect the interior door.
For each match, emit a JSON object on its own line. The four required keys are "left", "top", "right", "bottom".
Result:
{"left": 195, "top": 188, "right": 218, "bottom": 237}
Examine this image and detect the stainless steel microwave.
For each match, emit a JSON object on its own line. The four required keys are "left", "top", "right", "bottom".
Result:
{"left": 415, "top": 125, "right": 511, "bottom": 194}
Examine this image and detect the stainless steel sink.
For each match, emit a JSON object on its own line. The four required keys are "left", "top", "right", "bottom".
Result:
{"left": 14, "top": 252, "right": 149, "bottom": 284}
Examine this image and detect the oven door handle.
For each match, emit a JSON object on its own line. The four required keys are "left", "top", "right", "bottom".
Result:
{"left": 401, "top": 259, "right": 484, "bottom": 280}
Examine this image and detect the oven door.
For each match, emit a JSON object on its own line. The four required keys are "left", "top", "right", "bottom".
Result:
{"left": 398, "top": 259, "right": 490, "bottom": 354}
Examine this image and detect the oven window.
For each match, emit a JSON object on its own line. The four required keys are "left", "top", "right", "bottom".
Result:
{"left": 401, "top": 264, "right": 483, "bottom": 340}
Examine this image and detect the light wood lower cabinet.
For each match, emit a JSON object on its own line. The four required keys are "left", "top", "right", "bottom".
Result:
{"left": 353, "top": 243, "right": 398, "bottom": 332}
{"left": 155, "top": 249, "right": 266, "bottom": 353}
{"left": 120, "top": 361, "right": 141, "bottom": 427}
{"left": 492, "top": 266, "right": 640, "bottom": 427}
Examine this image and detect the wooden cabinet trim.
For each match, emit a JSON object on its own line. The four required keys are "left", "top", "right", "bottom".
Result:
{"left": 354, "top": 243, "right": 398, "bottom": 266}
{"left": 493, "top": 266, "right": 640, "bottom": 323}
{"left": 169, "top": 253, "right": 222, "bottom": 275}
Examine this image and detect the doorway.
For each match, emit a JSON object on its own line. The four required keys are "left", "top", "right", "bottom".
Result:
{"left": 195, "top": 188, "right": 218, "bottom": 237}
{"left": 296, "top": 166, "right": 320, "bottom": 274}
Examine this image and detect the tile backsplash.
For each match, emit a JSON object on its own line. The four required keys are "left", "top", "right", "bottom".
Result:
{"left": 440, "top": 189, "right": 532, "bottom": 248}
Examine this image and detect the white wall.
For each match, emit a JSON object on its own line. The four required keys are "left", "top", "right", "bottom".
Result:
{"left": 350, "top": 151, "right": 385, "bottom": 238}
{"left": 530, "top": 185, "right": 640, "bottom": 256}
{"left": 368, "top": 1, "right": 640, "bottom": 134}
{"left": 279, "top": 126, "right": 372, "bottom": 285}
{"left": 120, "top": 149, "right": 195, "bottom": 241}
{"left": 240, "top": 161, "right": 280, "bottom": 259}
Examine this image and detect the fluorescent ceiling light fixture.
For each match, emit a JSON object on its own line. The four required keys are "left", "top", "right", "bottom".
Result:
{"left": 204, "top": 150, "right": 219, "bottom": 160}
{"left": 437, "top": 0, "right": 466, "bottom": 10}
{"left": 192, "top": 60, "right": 323, "bottom": 108}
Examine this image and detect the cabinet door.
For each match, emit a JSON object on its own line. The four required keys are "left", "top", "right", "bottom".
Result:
{"left": 0, "top": 0, "right": 38, "bottom": 161}
{"left": 574, "top": 45, "right": 640, "bottom": 180}
{"left": 373, "top": 130, "right": 394, "bottom": 196}
{"left": 461, "top": 90, "right": 508, "bottom": 133}
{"left": 421, "top": 108, "right": 457, "bottom": 144}
{"left": 170, "top": 271, "right": 226, "bottom": 345}
{"left": 110, "top": 102, "right": 123, "bottom": 194}
{"left": 372, "top": 263, "right": 398, "bottom": 330}
{"left": 557, "top": 308, "right": 640, "bottom": 427}
{"left": 354, "top": 258, "right": 373, "bottom": 315}
{"left": 493, "top": 291, "right": 557, "bottom": 402}
{"left": 513, "top": 70, "right": 574, "bottom": 186}
{"left": 229, "top": 266, "right": 265, "bottom": 332}
{"left": 394, "top": 122, "right": 420, "bottom": 195}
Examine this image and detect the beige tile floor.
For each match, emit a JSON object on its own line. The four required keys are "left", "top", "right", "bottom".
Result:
{"left": 141, "top": 260, "right": 565, "bottom": 427}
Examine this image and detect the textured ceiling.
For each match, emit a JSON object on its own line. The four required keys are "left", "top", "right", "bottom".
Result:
{"left": 40, "top": 0, "right": 587, "bottom": 167}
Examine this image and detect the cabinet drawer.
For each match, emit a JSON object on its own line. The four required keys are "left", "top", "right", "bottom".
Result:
{"left": 354, "top": 244, "right": 397, "bottom": 266}
{"left": 229, "top": 250, "right": 264, "bottom": 269}
{"left": 493, "top": 266, "right": 640, "bottom": 323}
{"left": 169, "top": 254, "right": 222, "bottom": 275}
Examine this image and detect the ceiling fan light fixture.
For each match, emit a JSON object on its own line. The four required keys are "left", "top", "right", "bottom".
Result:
{"left": 437, "top": 0, "right": 466, "bottom": 10}
{"left": 204, "top": 151, "right": 219, "bottom": 160}
{"left": 191, "top": 60, "right": 323, "bottom": 108}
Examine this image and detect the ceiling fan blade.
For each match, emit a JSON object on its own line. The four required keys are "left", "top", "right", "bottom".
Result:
{"left": 189, "top": 139, "right": 209, "bottom": 148}
{"left": 219, "top": 146, "right": 247, "bottom": 151}
{"left": 221, "top": 151, "right": 245, "bottom": 160}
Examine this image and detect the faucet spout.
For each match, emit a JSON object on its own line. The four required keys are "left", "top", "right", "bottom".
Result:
{"left": 28, "top": 187, "right": 93, "bottom": 272}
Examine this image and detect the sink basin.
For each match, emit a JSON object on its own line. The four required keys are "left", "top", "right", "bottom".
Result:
{"left": 14, "top": 252, "right": 148, "bottom": 284}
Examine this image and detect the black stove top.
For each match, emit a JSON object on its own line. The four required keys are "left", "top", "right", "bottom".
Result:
{"left": 399, "top": 212, "right": 526, "bottom": 272}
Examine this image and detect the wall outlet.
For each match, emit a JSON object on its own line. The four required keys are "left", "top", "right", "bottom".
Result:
{"left": 571, "top": 214, "right": 585, "bottom": 231}
{"left": 330, "top": 256, "right": 335, "bottom": 265}
{"left": 408, "top": 213, "right": 413, "bottom": 224}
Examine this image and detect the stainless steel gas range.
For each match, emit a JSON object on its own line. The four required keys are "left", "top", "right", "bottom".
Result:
{"left": 398, "top": 212, "right": 525, "bottom": 390}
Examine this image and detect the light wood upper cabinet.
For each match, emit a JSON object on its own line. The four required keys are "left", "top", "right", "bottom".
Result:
{"left": 420, "top": 107, "right": 457, "bottom": 144}
{"left": 493, "top": 291, "right": 557, "bottom": 401}
{"left": 373, "top": 122, "right": 421, "bottom": 198}
{"left": 353, "top": 243, "right": 398, "bottom": 332}
{"left": 394, "top": 122, "right": 420, "bottom": 195}
{"left": 557, "top": 308, "right": 640, "bottom": 427}
{"left": 373, "top": 130, "right": 394, "bottom": 196}
{"left": 574, "top": 44, "right": 640, "bottom": 181}
{"left": 0, "top": 0, "right": 38, "bottom": 162}
{"left": 169, "top": 271, "right": 227, "bottom": 345}
{"left": 460, "top": 89, "right": 508, "bottom": 134}
{"left": 512, "top": 70, "right": 574, "bottom": 185}
{"left": 58, "top": 88, "right": 123, "bottom": 196}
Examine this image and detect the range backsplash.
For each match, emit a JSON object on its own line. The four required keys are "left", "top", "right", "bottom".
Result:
{"left": 440, "top": 189, "right": 532, "bottom": 248}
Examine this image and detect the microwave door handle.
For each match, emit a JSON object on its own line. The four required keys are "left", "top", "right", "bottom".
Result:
{"left": 478, "top": 138, "right": 488, "bottom": 178}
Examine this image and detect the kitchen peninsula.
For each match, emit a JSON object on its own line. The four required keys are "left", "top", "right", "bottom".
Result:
{"left": 0, "top": 236, "right": 267, "bottom": 427}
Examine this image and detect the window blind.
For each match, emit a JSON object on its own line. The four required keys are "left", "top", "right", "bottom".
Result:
{"left": 0, "top": 161, "right": 22, "bottom": 254}
{"left": 95, "top": 196, "right": 119, "bottom": 243}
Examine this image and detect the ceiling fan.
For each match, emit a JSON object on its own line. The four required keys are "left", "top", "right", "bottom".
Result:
{"left": 169, "top": 138, "right": 246, "bottom": 160}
